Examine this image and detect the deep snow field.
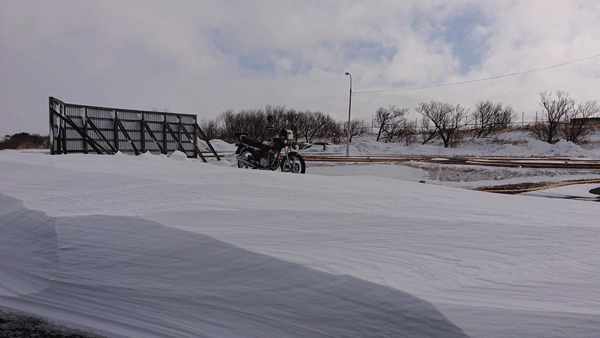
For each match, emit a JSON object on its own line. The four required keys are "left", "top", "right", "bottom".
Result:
{"left": 1, "top": 131, "right": 599, "bottom": 338}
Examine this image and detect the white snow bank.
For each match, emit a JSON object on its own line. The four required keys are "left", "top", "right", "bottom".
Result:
{"left": 197, "top": 138, "right": 238, "bottom": 153}
{"left": 0, "top": 194, "right": 467, "bottom": 338}
{"left": 1, "top": 150, "right": 600, "bottom": 337}
{"left": 168, "top": 150, "right": 190, "bottom": 161}
{"left": 0, "top": 199, "right": 57, "bottom": 297}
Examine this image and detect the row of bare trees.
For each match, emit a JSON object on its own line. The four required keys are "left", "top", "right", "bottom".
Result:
{"left": 199, "top": 91, "right": 598, "bottom": 147}
{"left": 200, "top": 106, "right": 369, "bottom": 144}
{"left": 373, "top": 91, "right": 598, "bottom": 147}
{"left": 373, "top": 101, "right": 513, "bottom": 148}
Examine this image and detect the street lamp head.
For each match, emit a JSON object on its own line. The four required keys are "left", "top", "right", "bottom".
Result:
{"left": 345, "top": 72, "right": 350, "bottom": 76}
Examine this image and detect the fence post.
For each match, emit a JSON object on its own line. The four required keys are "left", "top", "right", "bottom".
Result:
{"left": 141, "top": 113, "right": 146, "bottom": 154}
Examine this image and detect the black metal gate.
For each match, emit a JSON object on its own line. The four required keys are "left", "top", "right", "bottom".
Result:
{"left": 49, "top": 97, "right": 220, "bottom": 162}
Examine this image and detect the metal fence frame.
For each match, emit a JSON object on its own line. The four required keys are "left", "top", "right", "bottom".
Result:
{"left": 49, "top": 97, "right": 220, "bottom": 162}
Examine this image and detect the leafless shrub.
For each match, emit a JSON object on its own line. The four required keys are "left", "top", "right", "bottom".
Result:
{"left": 532, "top": 91, "right": 573, "bottom": 144}
{"left": 472, "top": 100, "right": 515, "bottom": 138}
{"left": 0, "top": 133, "right": 49, "bottom": 150}
{"left": 561, "top": 100, "right": 600, "bottom": 143}
{"left": 416, "top": 101, "right": 468, "bottom": 148}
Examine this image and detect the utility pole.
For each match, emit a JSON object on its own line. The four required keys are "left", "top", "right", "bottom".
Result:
{"left": 345, "top": 72, "right": 352, "bottom": 157}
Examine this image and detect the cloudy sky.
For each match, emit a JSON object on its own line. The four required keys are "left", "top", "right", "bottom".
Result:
{"left": 1, "top": 0, "right": 600, "bottom": 137}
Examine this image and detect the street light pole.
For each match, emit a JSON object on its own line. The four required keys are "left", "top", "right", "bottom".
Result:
{"left": 344, "top": 72, "right": 352, "bottom": 157}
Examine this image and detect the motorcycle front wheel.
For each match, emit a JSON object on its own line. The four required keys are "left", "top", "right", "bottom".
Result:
{"left": 281, "top": 154, "right": 306, "bottom": 174}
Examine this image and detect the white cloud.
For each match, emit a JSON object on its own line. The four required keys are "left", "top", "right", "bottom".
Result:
{"left": 1, "top": 0, "right": 600, "bottom": 137}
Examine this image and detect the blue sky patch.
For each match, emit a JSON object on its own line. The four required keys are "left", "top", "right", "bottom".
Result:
{"left": 237, "top": 53, "right": 276, "bottom": 73}
{"left": 210, "top": 28, "right": 309, "bottom": 75}
{"left": 342, "top": 40, "right": 396, "bottom": 62}
{"left": 410, "top": 5, "right": 491, "bottom": 75}
{"left": 441, "top": 7, "right": 490, "bottom": 75}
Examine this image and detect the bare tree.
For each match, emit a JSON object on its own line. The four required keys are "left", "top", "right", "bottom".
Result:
{"left": 472, "top": 101, "right": 515, "bottom": 138}
{"left": 218, "top": 108, "right": 269, "bottom": 141}
{"left": 265, "top": 105, "right": 288, "bottom": 128}
{"left": 532, "top": 91, "right": 574, "bottom": 144}
{"left": 373, "top": 105, "right": 409, "bottom": 142}
{"left": 419, "top": 117, "right": 438, "bottom": 145}
{"left": 399, "top": 119, "right": 418, "bottom": 146}
{"left": 324, "top": 120, "right": 343, "bottom": 144}
{"left": 342, "top": 119, "right": 368, "bottom": 143}
{"left": 416, "top": 101, "right": 468, "bottom": 148}
{"left": 298, "top": 111, "right": 336, "bottom": 142}
{"left": 208, "top": 106, "right": 374, "bottom": 146}
{"left": 199, "top": 119, "right": 220, "bottom": 140}
{"left": 560, "top": 100, "right": 600, "bottom": 143}
{"left": 218, "top": 110, "right": 243, "bottom": 142}
{"left": 241, "top": 109, "right": 267, "bottom": 140}
{"left": 284, "top": 109, "right": 301, "bottom": 131}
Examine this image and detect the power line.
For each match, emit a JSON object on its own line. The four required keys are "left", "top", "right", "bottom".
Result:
{"left": 354, "top": 53, "right": 600, "bottom": 94}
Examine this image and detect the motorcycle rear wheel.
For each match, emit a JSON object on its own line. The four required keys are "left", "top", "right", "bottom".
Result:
{"left": 281, "top": 154, "right": 306, "bottom": 174}
{"left": 237, "top": 150, "right": 253, "bottom": 169}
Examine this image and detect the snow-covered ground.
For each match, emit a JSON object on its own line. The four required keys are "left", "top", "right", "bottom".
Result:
{"left": 0, "top": 133, "right": 599, "bottom": 337}
{"left": 303, "top": 129, "right": 600, "bottom": 159}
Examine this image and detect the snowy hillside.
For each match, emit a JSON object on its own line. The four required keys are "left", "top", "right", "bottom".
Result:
{"left": 300, "top": 129, "right": 600, "bottom": 158}
{"left": 0, "top": 141, "right": 599, "bottom": 337}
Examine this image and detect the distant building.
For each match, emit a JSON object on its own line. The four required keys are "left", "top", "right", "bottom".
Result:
{"left": 570, "top": 117, "right": 600, "bottom": 125}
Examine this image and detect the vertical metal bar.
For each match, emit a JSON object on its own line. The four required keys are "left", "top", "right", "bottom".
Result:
{"left": 177, "top": 115, "right": 182, "bottom": 151}
{"left": 162, "top": 114, "right": 167, "bottom": 154}
{"left": 83, "top": 107, "right": 88, "bottom": 154}
{"left": 193, "top": 115, "right": 198, "bottom": 159}
{"left": 141, "top": 112, "right": 146, "bottom": 154}
{"left": 61, "top": 104, "right": 67, "bottom": 154}
{"left": 114, "top": 110, "right": 119, "bottom": 152}
{"left": 49, "top": 97, "right": 55, "bottom": 155}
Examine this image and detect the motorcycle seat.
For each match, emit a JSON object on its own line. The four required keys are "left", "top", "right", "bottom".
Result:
{"left": 240, "top": 135, "right": 263, "bottom": 149}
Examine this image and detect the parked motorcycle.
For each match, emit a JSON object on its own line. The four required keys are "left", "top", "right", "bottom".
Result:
{"left": 234, "top": 126, "right": 310, "bottom": 174}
